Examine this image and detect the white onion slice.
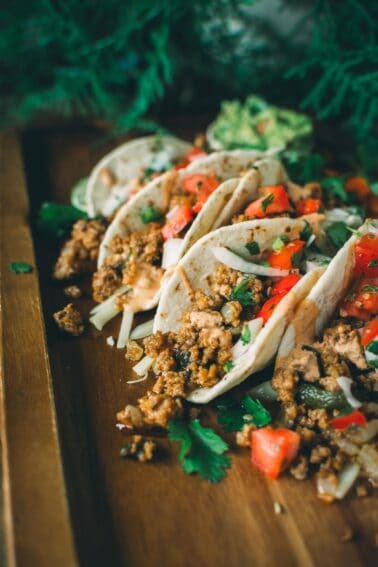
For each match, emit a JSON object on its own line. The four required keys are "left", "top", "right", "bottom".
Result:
{"left": 130, "top": 319, "right": 154, "bottom": 340}
{"left": 90, "top": 285, "right": 130, "bottom": 315}
{"left": 306, "top": 234, "right": 316, "bottom": 247}
{"left": 126, "top": 375, "right": 148, "bottom": 384}
{"left": 335, "top": 463, "right": 360, "bottom": 499}
{"left": 117, "top": 310, "right": 134, "bottom": 348}
{"left": 90, "top": 299, "right": 123, "bottom": 330}
{"left": 133, "top": 355, "right": 154, "bottom": 376}
{"left": 162, "top": 238, "right": 184, "bottom": 269}
{"left": 336, "top": 376, "right": 362, "bottom": 409}
{"left": 212, "top": 246, "right": 290, "bottom": 277}
{"left": 106, "top": 336, "right": 115, "bottom": 346}
{"left": 232, "top": 318, "right": 263, "bottom": 359}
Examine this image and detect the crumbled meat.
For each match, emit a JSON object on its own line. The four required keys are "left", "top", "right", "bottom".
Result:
{"left": 236, "top": 424, "right": 255, "bottom": 447}
{"left": 221, "top": 301, "right": 243, "bottom": 327}
{"left": 53, "top": 303, "right": 84, "bottom": 336}
{"left": 63, "top": 285, "right": 82, "bottom": 299}
{"left": 310, "top": 445, "right": 331, "bottom": 464}
{"left": 53, "top": 219, "right": 107, "bottom": 280}
{"left": 188, "top": 310, "right": 223, "bottom": 329}
{"left": 290, "top": 455, "right": 309, "bottom": 480}
{"left": 138, "top": 393, "right": 183, "bottom": 428}
{"left": 323, "top": 321, "right": 368, "bottom": 370}
{"left": 120, "top": 435, "right": 156, "bottom": 462}
{"left": 126, "top": 341, "right": 144, "bottom": 362}
{"left": 92, "top": 265, "right": 122, "bottom": 303}
{"left": 117, "top": 404, "right": 144, "bottom": 428}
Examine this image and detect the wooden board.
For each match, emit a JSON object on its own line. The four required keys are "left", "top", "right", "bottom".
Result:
{"left": 0, "top": 126, "right": 377, "bottom": 566}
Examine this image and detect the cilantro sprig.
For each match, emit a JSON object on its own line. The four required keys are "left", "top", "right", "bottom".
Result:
{"left": 8, "top": 261, "right": 33, "bottom": 274}
{"left": 140, "top": 205, "right": 163, "bottom": 223}
{"left": 369, "top": 260, "right": 378, "bottom": 268}
{"left": 240, "top": 324, "right": 251, "bottom": 345}
{"left": 230, "top": 277, "right": 255, "bottom": 306}
{"left": 245, "top": 240, "right": 260, "bottom": 255}
{"left": 168, "top": 419, "right": 231, "bottom": 483}
{"left": 326, "top": 221, "right": 349, "bottom": 249}
{"left": 216, "top": 395, "right": 271, "bottom": 432}
{"left": 37, "top": 202, "right": 88, "bottom": 237}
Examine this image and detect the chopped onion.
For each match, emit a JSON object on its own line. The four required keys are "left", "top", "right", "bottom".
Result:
{"left": 126, "top": 375, "right": 148, "bottom": 384}
{"left": 212, "top": 246, "right": 289, "bottom": 277}
{"left": 106, "top": 336, "right": 115, "bottom": 347}
{"left": 133, "top": 355, "right": 154, "bottom": 376}
{"left": 162, "top": 238, "right": 184, "bottom": 269}
{"left": 130, "top": 319, "right": 154, "bottom": 340}
{"left": 166, "top": 204, "right": 179, "bottom": 220}
{"left": 335, "top": 463, "right": 360, "bottom": 499}
{"left": 306, "top": 234, "right": 316, "bottom": 248}
{"left": 90, "top": 296, "right": 124, "bottom": 330}
{"left": 325, "top": 207, "right": 363, "bottom": 227}
{"left": 336, "top": 376, "right": 362, "bottom": 409}
{"left": 90, "top": 285, "right": 130, "bottom": 315}
{"left": 232, "top": 318, "right": 263, "bottom": 359}
{"left": 117, "top": 310, "right": 134, "bottom": 348}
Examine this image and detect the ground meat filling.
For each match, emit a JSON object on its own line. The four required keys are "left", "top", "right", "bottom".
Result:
{"left": 92, "top": 222, "right": 164, "bottom": 303}
{"left": 53, "top": 303, "right": 84, "bottom": 336}
{"left": 125, "top": 266, "right": 270, "bottom": 429}
{"left": 272, "top": 318, "right": 378, "bottom": 493}
{"left": 54, "top": 219, "right": 107, "bottom": 280}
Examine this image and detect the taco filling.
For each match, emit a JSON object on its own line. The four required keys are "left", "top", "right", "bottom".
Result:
{"left": 116, "top": 232, "right": 309, "bottom": 429}
{"left": 264, "top": 230, "right": 378, "bottom": 500}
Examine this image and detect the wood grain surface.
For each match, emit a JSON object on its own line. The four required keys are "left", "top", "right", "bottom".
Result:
{"left": 0, "top": 125, "right": 376, "bottom": 566}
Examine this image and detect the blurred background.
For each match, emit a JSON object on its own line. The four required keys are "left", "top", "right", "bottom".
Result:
{"left": 1, "top": 0, "right": 377, "bottom": 170}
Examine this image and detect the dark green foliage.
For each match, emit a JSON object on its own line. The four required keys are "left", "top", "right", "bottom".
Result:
{"left": 37, "top": 202, "right": 88, "bottom": 237}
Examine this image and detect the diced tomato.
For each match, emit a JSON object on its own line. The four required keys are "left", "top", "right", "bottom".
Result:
{"left": 354, "top": 233, "right": 378, "bottom": 278}
{"left": 331, "top": 410, "right": 367, "bottom": 431}
{"left": 340, "top": 278, "right": 378, "bottom": 321}
{"left": 267, "top": 239, "right": 305, "bottom": 270}
{"left": 251, "top": 428, "right": 300, "bottom": 479}
{"left": 361, "top": 318, "right": 378, "bottom": 346}
{"left": 257, "top": 294, "right": 285, "bottom": 324}
{"left": 161, "top": 204, "right": 193, "bottom": 240}
{"left": 271, "top": 274, "right": 301, "bottom": 296}
{"left": 345, "top": 176, "right": 371, "bottom": 200}
{"left": 181, "top": 174, "right": 220, "bottom": 213}
{"left": 295, "top": 198, "right": 322, "bottom": 216}
{"left": 244, "top": 185, "right": 291, "bottom": 219}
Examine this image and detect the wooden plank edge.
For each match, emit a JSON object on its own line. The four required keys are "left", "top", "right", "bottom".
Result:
{"left": 0, "top": 131, "right": 78, "bottom": 566}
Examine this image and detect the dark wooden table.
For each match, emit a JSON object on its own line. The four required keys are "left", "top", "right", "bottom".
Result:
{"left": 0, "top": 126, "right": 377, "bottom": 567}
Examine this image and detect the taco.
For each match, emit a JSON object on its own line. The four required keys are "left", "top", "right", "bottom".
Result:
{"left": 86, "top": 135, "right": 195, "bottom": 217}
{"left": 90, "top": 150, "right": 270, "bottom": 335}
{"left": 262, "top": 221, "right": 378, "bottom": 499}
{"left": 114, "top": 218, "right": 324, "bottom": 431}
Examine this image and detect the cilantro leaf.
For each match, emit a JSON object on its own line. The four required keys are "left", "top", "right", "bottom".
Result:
{"left": 37, "top": 202, "right": 88, "bottom": 237}
{"left": 362, "top": 285, "right": 378, "bottom": 293}
{"left": 8, "top": 261, "right": 33, "bottom": 274}
{"left": 369, "top": 260, "right": 378, "bottom": 267}
{"left": 326, "top": 221, "right": 349, "bottom": 249}
{"left": 261, "top": 193, "right": 274, "bottom": 213}
{"left": 140, "top": 206, "right": 163, "bottom": 223}
{"left": 168, "top": 419, "right": 231, "bottom": 483}
{"left": 245, "top": 241, "right": 260, "bottom": 255}
{"left": 300, "top": 220, "right": 312, "bottom": 241}
{"left": 242, "top": 397, "right": 271, "bottom": 427}
{"left": 366, "top": 340, "right": 378, "bottom": 355}
{"left": 283, "top": 151, "right": 324, "bottom": 184}
{"left": 216, "top": 395, "right": 271, "bottom": 432}
{"left": 370, "top": 182, "right": 378, "bottom": 196}
{"left": 322, "top": 177, "right": 349, "bottom": 203}
{"left": 240, "top": 324, "right": 251, "bottom": 345}
{"left": 224, "top": 360, "right": 235, "bottom": 372}
{"left": 230, "top": 277, "right": 255, "bottom": 306}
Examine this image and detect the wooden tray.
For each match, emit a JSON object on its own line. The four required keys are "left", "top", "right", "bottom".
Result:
{"left": 1, "top": 127, "right": 377, "bottom": 567}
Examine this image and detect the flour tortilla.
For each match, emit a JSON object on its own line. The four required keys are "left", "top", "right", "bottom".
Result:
{"left": 98, "top": 150, "right": 268, "bottom": 268}
{"left": 86, "top": 135, "right": 191, "bottom": 217}
{"left": 277, "top": 220, "right": 377, "bottom": 361}
{"left": 154, "top": 218, "right": 325, "bottom": 403}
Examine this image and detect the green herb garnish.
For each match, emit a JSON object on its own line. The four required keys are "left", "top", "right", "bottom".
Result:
{"left": 326, "top": 221, "right": 349, "bottom": 249}
{"left": 140, "top": 206, "right": 163, "bottom": 223}
{"left": 362, "top": 285, "right": 378, "bottom": 293}
{"left": 261, "top": 193, "right": 274, "bottom": 213}
{"left": 37, "top": 202, "right": 88, "bottom": 237}
{"left": 168, "top": 419, "right": 231, "bottom": 483}
{"left": 245, "top": 241, "right": 260, "bottom": 255}
{"left": 369, "top": 260, "right": 378, "bottom": 268}
{"left": 272, "top": 235, "right": 288, "bottom": 252}
{"left": 216, "top": 395, "right": 271, "bottom": 432}
{"left": 300, "top": 220, "right": 312, "bottom": 241}
{"left": 260, "top": 260, "right": 271, "bottom": 267}
{"left": 291, "top": 251, "right": 302, "bottom": 267}
{"left": 224, "top": 361, "right": 235, "bottom": 372}
{"left": 240, "top": 324, "right": 251, "bottom": 345}
{"left": 322, "top": 176, "right": 349, "bottom": 203}
{"left": 8, "top": 261, "right": 33, "bottom": 274}
{"left": 366, "top": 340, "right": 378, "bottom": 355}
{"left": 230, "top": 277, "right": 255, "bottom": 306}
